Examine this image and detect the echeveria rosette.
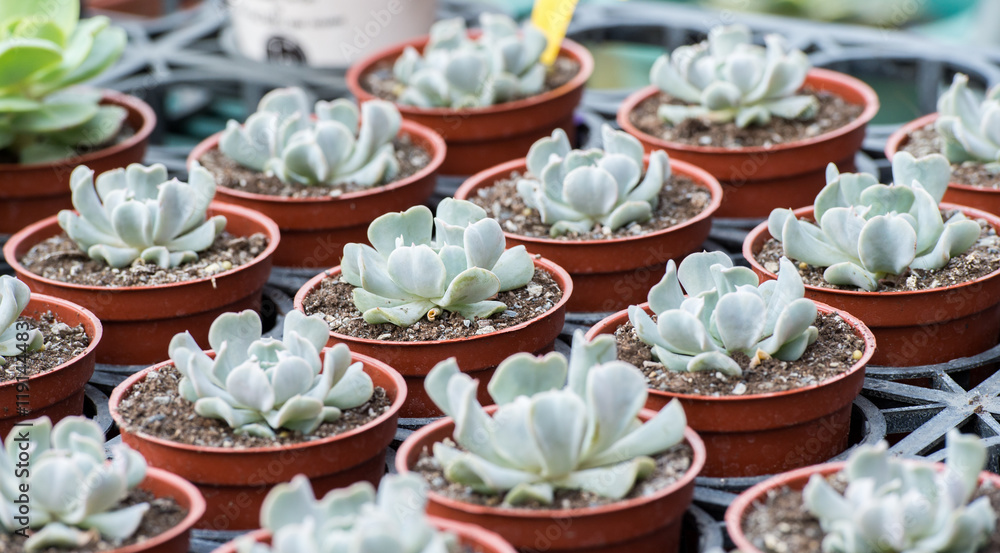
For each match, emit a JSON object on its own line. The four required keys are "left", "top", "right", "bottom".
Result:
{"left": 0, "top": 275, "right": 43, "bottom": 365}
{"left": 803, "top": 431, "right": 996, "bottom": 553}
{"left": 339, "top": 198, "right": 535, "bottom": 327}
{"left": 650, "top": 24, "right": 817, "bottom": 128}
{"left": 0, "top": 416, "right": 149, "bottom": 552}
{"left": 219, "top": 87, "right": 402, "bottom": 187}
{"left": 0, "top": 0, "right": 128, "bottom": 164}
{"left": 935, "top": 73, "right": 1000, "bottom": 172}
{"left": 516, "top": 125, "right": 671, "bottom": 236}
{"left": 423, "top": 329, "right": 688, "bottom": 506}
{"left": 168, "top": 309, "right": 374, "bottom": 438}
{"left": 768, "top": 151, "right": 981, "bottom": 291}
{"left": 628, "top": 251, "right": 818, "bottom": 377}
{"left": 57, "top": 162, "right": 227, "bottom": 269}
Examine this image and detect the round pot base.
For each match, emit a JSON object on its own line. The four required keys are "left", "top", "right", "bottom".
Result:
{"left": 713, "top": 154, "right": 855, "bottom": 218}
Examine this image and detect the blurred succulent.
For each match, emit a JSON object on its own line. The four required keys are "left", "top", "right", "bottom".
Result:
{"left": 237, "top": 473, "right": 459, "bottom": 553}
{"left": 0, "top": 1, "right": 128, "bottom": 164}
{"left": 768, "top": 151, "right": 981, "bottom": 291}
{"left": 424, "top": 329, "right": 688, "bottom": 506}
{"left": 650, "top": 24, "right": 817, "bottom": 128}
{"left": 340, "top": 198, "right": 535, "bottom": 327}
{"left": 219, "top": 87, "right": 402, "bottom": 187}
{"left": 0, "top": 416, "right": 149, "bottom": 552}
{"left": 628, "top": 251, "right": 818, "bottom": 377}
{"left": 0, "top": 275, "right": 43, "bottom": 365}
{"left": 803, "top": 431, "right": 996, "bottom": 553}
{"left": 515, "top": 125, "right": 671, "bottom": 236}
{"left": 392, "top": 13, "right": 547, "bottom": 109}
{"left": 935, "top": 73, "right": 1000, "bottom": 172}
{"left": 168, "top": 309, "right": 374, "bottom": 438}
{"left": 57, "top": 162, "right": 226, "bottom": 269}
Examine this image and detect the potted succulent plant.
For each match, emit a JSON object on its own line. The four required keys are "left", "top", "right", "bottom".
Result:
{"left": 293, "top": 198, "right": 572, "bottom": 418}
{"left": 188, "top": 87, "right": 446, "bottom": 268}
{"left": 616, "top": 24, "right": 878, "bottom": 218}
{"left": 587, "top": 251, "right": 875, "bottom": 477}
{"left": 744, "top": 151, "right": 1000, "bottom": 367}
{"left": 210, "top": 473, "right": 516, "bottom": 553}
{"left": 726, "top": 431, "right": 1000, "bottom": 553}
{"left": 109, "top": 309, "right": 406, "bottom": 531}
{"left": 4, "top": 162, "right": 279, "bottom": 365}
{"left": 395, "top": 330, "right": 705, "bottom": 553}
{"left": 346, "top": 13, "right": 594, "bottom": 175}
{"left": 887, "top": 73, "right": 1000, "bottom": 217}
{"left": 456, "top": 125, "right": 723, "bottom": 312}
{"left": 0, "top": 1, "right": 156, "bottom": 235}
{"left": 0, "top": 275, "right": 101, "bottom": 437}
{"left": 0, "top": 415, "right": 205, "bottom": 553}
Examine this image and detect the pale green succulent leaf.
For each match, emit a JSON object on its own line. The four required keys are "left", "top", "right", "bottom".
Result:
{"left": 822, "top": 262, "right": 879, "bottom": 291}
{"left": 362, "top": 301, "right": 436, "bottom": 326}
{"left": 687, "top": 351, "right": 743, "bottom": 376}
{"left": 489, "top": 351, "right": 567, "bottom": 405}
{"left": 325, "top": 364, "right": 374, "bottom": 409}
{"left": 22, "top": 522, "right": 91, "bottom": 553}
{"left": 584, "top": 399, "right": 686, "bottom": 468}
{"left": 368, "top": 205, "right": 433, "bottom": 256}
{"left": 911, "top": 219, "right": 981, "bottom": 271}
{"left": 528, "top": 391, "right": 586, "bottom": 478}
{"left": 857, "top": 215, "right": 917, "bottom": 275}
{"left": 713, "top": 290, "right": 767, "bottom": 352}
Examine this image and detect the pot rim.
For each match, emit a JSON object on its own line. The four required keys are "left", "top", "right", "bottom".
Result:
{"left": 615, "top": 68, "right": 879, "bottom": 155}
{"left": 292, "top": 256, "right": 573, "bottom": 347}
{"left": 110, "top": 466, "right": 207, "bottom": 553}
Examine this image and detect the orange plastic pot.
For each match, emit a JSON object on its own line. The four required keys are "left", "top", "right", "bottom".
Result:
{"left": 587, "top": 301, "right": 874, "bottom": 478}
{"left": 455, "top": 156, "right": 723, "bottom": 312}
{"left": 726, "top": 461, "right": 1000, "bottom": 553}
{"left": 293, "top": 257, "right": 572, "bottom": 418}
{"left": 87, "top": 0, "right": 201, "bottom": 17}
{"left": 189, "top": 120, "right": 446, "bottom": 268}
{"left": 4, "top": 203, "right": 279, "bottom": 365}
{"left": 346, "top": 35, "right": 593, "bottom": 176}
{"left": 616, "top": 69, "right": 878, "bottom": 218}
{"left": 0, "top": 90, "right": 155, "bottom": 235}
{"left": 0, "top": 294, "right": 101, "bottom": 437}
{"left": 744, "top": 205, "right": 1000, "bottom": 367}
{"left": 396, "top": 406, "right": 705, "bottom": 553}
{"left": 109, "top": 351, "right": 405, "bottom": 531}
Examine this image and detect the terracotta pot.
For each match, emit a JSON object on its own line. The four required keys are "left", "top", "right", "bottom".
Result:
{"left": 744, "top": 205, "right": 1000, "bottom": 367}
{"left": 586, "top": 301, "right": 874, "bottom": 478}
{"left": 346, "top": 36, "right": 594, "bottom": 176}
{"left": 4, "top": 203, "right": 279, "bottom": 365}
{"left": 455, "top": 156, "right": 723, "bottom": 312}
{"left": 109, "top": 351, "right": 405, "bottom": 531}
{"left": 725, "top": 461, "right": 1000, "bottom": 553}
{"left": 0, "top": 90, "right": 155, "bottom": 235}
{"left": 86, "top": 0, "right": 201, "bottom": 17}
{"left": 0, "top": 294, "right": 101, "bottom": 437}
{"left": 396, "top": 406, "right": 706, "bottom": 553}
{"left": 616, "top": 69, "right": 879, "bottom": 218}
{"left": 188, "top": 120, "right": 445, "bottom": 268}
{"left": 293, "top": 257, "right": 572, "bottom": 418}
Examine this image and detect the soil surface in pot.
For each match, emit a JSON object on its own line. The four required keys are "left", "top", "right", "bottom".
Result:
{"left": 613, "top": 312, "right": 864, "bottom": 396}
{"left": 468, "top": 173, "right": 711, "bottom": 240}
{"left": 756, "top": 214, "right": 1000, "bottom": 292}
{"left": 0, "top": 488, "right": 187, "bottom": 553}
{"left": 413, "top": 438, "right": 693, "bottom": 510}
{"left": 19, "top": 232, "right": 270, "bottom": 287}
{"left": 198, "top": 135, "right": 431, "bottom": 199}
{"left": 116, "top": 365, "right": 392, "bottom": 448}
{"left": 0, "top": 313, "right": 90, "bottom": 383}
{"left": 900, "top": 123, "right": 1000, "bottom": 189}
{"left": 302, "top": 268, "right": 562, "bottom": 342}
{"left": 741, "top": 471, "right": 1000, "bottom": 553}
{"left": 0, "top": 124, "right": 136, "bottom": 165}
{"left": 362, "top": 56, "right": 580, "bottom": 106}
{"left": 628, "top": 90, "right": 863, "bottom": 149}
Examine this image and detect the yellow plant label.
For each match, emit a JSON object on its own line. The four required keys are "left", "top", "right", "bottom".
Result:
{"left": 531, "top": 0, "right": 579, "bottom": 65}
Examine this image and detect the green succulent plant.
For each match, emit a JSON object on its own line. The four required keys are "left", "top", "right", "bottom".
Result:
{"left": 803, "top": 431, "right": 996, "bottom": 553}
{"left": 515, "top": 125, "right": 671, "bottom": 236}
{"left": 0, "top": 275, "right": 43, "bottom": 365}
{"left": 219, "top": 87, "right": 402, "bottom": 187}
{"left": 650, "top": 24, "right": 817, "bottom": 128}
{"left": 768, "top": 152, "right": 981, "bottom": 291}
{"left": 0, "top": 416, "right": 149, "bottom": 552}
{"left": 628, "top": 251, "right": 818, "bottom": 377}
{"left": 340, "top": 198, "right": 535, "bottom": 327}
{"left": 0, "top": 0, "right": 128, "bottom": 164}
{"left": 392, "top": 13, "right": 548, "bottom": 109}
{"left": 168, "top": 309, "right": 373, "bottom": 438}
{"left": 237, "top": 473, "right": 459, "bottom": 553}
{"left": 935, "top": 73, "right": 1000, "bottom": 172}
{"left": 57, "top": 162, "right": 227, "bottom": 269}
{"left": 424, "top": 329, "right": 688, "bottom": 506}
